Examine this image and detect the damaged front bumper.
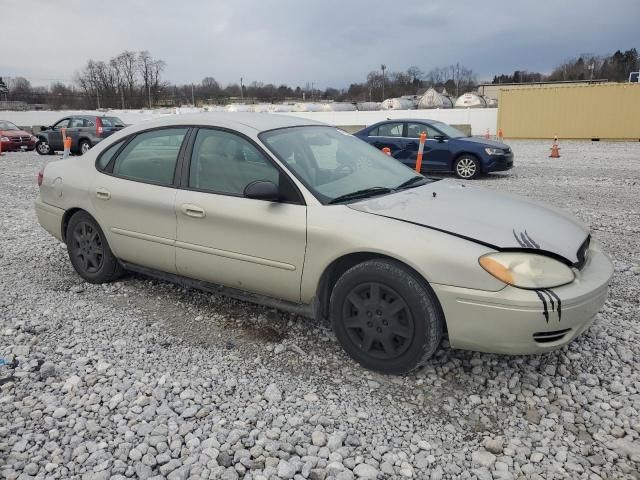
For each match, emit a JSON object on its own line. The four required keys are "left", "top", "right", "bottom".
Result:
{"left": 432, "top": 242, "right": 614, "bottom": 355}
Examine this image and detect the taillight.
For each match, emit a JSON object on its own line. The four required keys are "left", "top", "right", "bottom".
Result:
{"left": 37, "top": 169, "right": 44, "bottom": 186}
{"left": 96, "top": 117, "right": 103, "bottom": 136}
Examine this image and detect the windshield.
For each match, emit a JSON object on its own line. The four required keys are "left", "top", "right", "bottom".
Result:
{"left": 260, "top": 126, "right": 428, "bottom": 203}
{"left": 432, "top": 121, "right": 466, "bottom": 138}
{"left": 0, "top": 121, "right": 19, "bottom": 131}
{"left": 101, "top": 117, "right": 125, "bottom": 127}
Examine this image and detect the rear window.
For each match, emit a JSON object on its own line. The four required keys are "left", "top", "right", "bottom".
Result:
{"left": 100, "top": 117, "right": 125, "bottom": 127}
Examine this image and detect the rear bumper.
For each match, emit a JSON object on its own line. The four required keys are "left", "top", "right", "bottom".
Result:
{"left": 35, "top": 197, "right": 65, "bottom": 242}
{"left": 484, "top": 154, "right": 514, "bottom": 172}
{"left": 432, "top": 244, "right": 613, "bottom": 354}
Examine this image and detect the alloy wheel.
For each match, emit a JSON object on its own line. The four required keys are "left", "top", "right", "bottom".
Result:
{"left": 37, "top": 142, "right": 50, "bottom": 154}
{"left": 81, "top": 142, "right": 90, "bottom": 154}
{"left": 342, "top": 282, "right": 415, "bottom": 360}
{"left": 456, "top": 158, "right": 477, "bottom": 178}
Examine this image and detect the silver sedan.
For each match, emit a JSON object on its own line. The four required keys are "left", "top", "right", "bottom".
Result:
{"left": 35, "top": 113, "right": 613, "bottom": 374}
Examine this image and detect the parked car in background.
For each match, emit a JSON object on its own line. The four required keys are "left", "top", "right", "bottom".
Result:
{"left": 36, "top": 115, "right": 125, "bottom": 156}
{"left": 0, "top": 120, "right": 37, "bottom": 152}
{"left": 35, "top": 113, "right": 611, "bottom": 374}
{"left": 354, "top": 119, "right": 514, "bottom": 179}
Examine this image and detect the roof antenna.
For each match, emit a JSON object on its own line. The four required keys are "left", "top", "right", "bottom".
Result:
{"left": 432, "top": 192, "right": 437, "bottom": 198}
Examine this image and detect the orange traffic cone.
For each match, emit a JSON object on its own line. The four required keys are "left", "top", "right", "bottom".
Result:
{"left": 549, "top": 136, "right": 560, "bottom": 158}
{"left": 382, "top": 147, "right": 391, "bottom": 156}
{"left": 497, "top": 128, "right": 504, "bottom": 142}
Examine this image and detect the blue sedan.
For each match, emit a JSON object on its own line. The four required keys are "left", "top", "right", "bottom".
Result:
{"left": 354, "top": 119, "right": 514, "bottom": 179}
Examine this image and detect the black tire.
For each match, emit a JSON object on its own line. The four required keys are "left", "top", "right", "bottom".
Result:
{"left": 454, "top": 155, "right": 481, "bottom": 180}
{"left": 66, "top": 211, "right": 123, "bottom": 284}
{"left": 330, "top": 259, "right": 443, "bottom": 374}
{"left": 36, "top": 140, "right": 53, "bottom": 156}
{"left": 79, "top": 139, "right": 91, "bottom": 155}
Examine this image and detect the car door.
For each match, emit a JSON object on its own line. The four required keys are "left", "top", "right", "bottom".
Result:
{"left": 48, "top": 118, "right": 70, "bottom": 151}
{"left": 91, "top": 127, "right": 190, "bottom": 274}
{"left": 174, "top": 127, "right": 307, "bottom": 303}
{"left": 365, "top": 122, "right": 406, "bottom": 159}
{"left": 67, "top": 117, "right": 86, "bottom": 151}
{"left": 404, "top": 122, "right": 451, "bottom": 171}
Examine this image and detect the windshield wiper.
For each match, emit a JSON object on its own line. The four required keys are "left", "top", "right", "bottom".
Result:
{"left": 328, "top": 187, "right": 393, "bottom": 204}
{"left": 396, "top": 176, "right": 429, "bottom": 190}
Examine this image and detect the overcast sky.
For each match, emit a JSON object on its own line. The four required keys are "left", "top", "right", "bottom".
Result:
{"left": 3, "top": 0, "right": 638, "bottom": 88}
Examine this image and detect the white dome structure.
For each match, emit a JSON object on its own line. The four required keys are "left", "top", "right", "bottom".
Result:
{"left": 356, "top": 102, "right": 382, "bottom": 111}
{"left": 454, "top": 92, "right": 488, "bottom": 108}
{"left": 417, "top": 88, "right": 454, "bottom": 109}
{"left": 381, "top": 98, "right": 415, "bottom": 110}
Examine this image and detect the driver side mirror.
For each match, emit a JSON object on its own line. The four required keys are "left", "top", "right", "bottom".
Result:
{"left": 243, "top": 180, "right": 279, "bottom": 201}
{"left": 433, "top": 135, "right": 445, "bottom": 143}
{"left": 41, "top": 126, "right": 51, "bottom": 131}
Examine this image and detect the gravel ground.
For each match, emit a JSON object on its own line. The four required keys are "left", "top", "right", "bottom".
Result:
{"left": 1, "top": 140, "right": 639, "bottom": 480}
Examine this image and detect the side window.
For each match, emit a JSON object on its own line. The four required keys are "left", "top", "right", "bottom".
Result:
{"left": 406, "top": 123, "right": 440, "bottom": 139}
{"left": 112, "top": 128, "right": 187, "bottom": 186}
{"left": 53, "top": 119, "right": 70, "bottom": 130}
{"left": 189, "top": 129, "right": 280, "bottom": 196}
{"left": 69, "top": 118, "right": 85, "bottom": 128}
{"left": 377, "top": 122, "right": 403, "bottom": 137}
{"left": 96, "top": 140, "right": 125, "bottom": 170}
{"left": 367, "top": 126, "right": 379, "bottom": 137}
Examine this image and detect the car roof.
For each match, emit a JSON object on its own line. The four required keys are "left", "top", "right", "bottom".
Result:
{"left": 369, "top": 119, "right": 441, "bottom": 126}
{"left": 122, "top": 112, "right": 327, "bottom": 135}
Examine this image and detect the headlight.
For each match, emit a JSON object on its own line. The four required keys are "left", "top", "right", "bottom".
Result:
{"left": 0, "top": 136, "right": 9, "bottom": 142}
{"left": 30, "top": 135, "right": 37, "bottom": 142}
{"left": 479, "top": 252, "right": 575, "bottom": 289}
{"left": 484, "top": 147, "right": 504, "bottom": 155}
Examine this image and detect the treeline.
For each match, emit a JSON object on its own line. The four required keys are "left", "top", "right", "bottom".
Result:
{"left": 492, "top": 48, "right": 639, "bottom": 84}
{"left": 2, "top": 47, "right": 637, "bottom": 110}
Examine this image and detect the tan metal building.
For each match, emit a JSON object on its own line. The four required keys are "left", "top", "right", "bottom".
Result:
{"left": 497, "top": 83, "right": 640, "bottom": 140}
{"left": 477, "top": 80, "right": 608, "bottom": 103}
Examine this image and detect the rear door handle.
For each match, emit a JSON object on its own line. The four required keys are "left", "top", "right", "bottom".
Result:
{"left": 181, "top": 204, "right": 206, "bottom": 218}
{"left": 96, "top": 188, "right": 111, "bottom": 200}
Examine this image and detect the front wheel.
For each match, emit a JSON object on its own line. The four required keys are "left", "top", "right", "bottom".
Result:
{"left": 330, "top": 259, "right": 444, "bottom": 374}
{"left": 66, "top": 212, "right": 123, "bottom": 284}
{"left": 36, "top": 140, "right": 53, "bottom": 155}
{"left": 454, "top": 155, "right": 480, "bottom": 179}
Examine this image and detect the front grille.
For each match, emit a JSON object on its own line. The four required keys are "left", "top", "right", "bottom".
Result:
{"left": 9, "top": 136, "right": 30, "bottom": 144}
{"left": 533, "top": 328, "right": 572, "bottom": 344}
{"left": 574, "top": 235, "right": 591, "bottom": 270}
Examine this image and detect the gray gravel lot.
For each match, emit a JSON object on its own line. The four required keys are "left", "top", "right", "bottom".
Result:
{"left": 1, "top": 140, "right": 639, "bottom": 480}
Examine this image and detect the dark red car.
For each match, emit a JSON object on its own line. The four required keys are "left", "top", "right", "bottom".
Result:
{"left": 0, "top": 120, "right": 37, "bottom": 152}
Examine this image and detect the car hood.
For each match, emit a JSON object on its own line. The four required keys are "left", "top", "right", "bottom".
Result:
{"left": 347, "top": 179, "right": 589, "bottom": 264}
{"left": 0, "top": 129, "right": 31, "bottom": 137}
{"left": 455, "top": 136, "right": 509, "bottom": 149}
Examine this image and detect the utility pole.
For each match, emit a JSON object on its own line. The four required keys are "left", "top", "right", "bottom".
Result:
{"left": 96, "top": 89, "right": 100, "bottom": 110}
{"left": 120, "top": 86, "right": 125, "bottom": 109}
{"left": 148, "top": 83, "right": 152, "bottom": 109}
{"left": 240, "top": 77, "right": 244, "bottom": 101}
{"left": 191, "top": 84, "right": 195, "bottom": 106}
{"left": 381, "top": 64, "right": 387, "bottom": 101}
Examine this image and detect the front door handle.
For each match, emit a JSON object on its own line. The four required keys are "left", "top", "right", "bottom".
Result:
{"left": 181, "top": 204, "right": 206, "bottom": 218}
{"left": 96, "top": 188, "right": 111, "bottom": 200}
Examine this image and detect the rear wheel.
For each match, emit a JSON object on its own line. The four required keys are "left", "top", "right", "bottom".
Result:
{"left": 66, "top": 212, "right": 122, "bottom": 283}
{"left": 454, "top": 155, "right": 480, "bottom": 179}
{"left": 79, "top": 139, "right": 91, "bottom": 155}
{"left": 36, "top": 140, "right": 53, "bottom": 155}
{"left": 330, "top": 259, "right": 443, "bottom": 374}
